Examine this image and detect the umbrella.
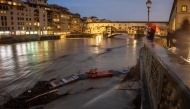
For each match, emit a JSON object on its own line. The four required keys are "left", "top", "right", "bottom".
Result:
{"left": 146, "top": 23, "right": 161, "bottom": 33}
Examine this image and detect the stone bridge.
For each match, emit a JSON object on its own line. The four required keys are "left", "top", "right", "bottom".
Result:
{"left": 139, "top": 38, "right": 190, "bottom": 109}
{"left": 108, "top": 32, "right": 128, "bottom": 37}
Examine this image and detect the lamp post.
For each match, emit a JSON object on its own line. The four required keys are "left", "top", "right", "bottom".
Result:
{"left": 146, "top": 0, "right": 152, "bottom": 23}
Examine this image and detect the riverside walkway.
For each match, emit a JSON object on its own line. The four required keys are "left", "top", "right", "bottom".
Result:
{"left": 139, "top": 37, "right": 190, "bottom": 109}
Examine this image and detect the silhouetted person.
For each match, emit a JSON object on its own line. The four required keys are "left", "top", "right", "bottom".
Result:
{"left": 172, "top": 19, "right": 190, "bottom": 61}
{"left": 166, "top": 29, "right": 174, "bottom": 47}
{"left": 147, "top": 28, "right": 155, "bottom": 41}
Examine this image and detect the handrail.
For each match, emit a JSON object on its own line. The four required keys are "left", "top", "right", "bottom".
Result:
{"left": 139, "top": 37, "right": 190, "bottom": 109}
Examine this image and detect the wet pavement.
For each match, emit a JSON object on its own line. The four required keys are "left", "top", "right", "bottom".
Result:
{"left": 0, "top": 35, "right": 144, "bottom": 107}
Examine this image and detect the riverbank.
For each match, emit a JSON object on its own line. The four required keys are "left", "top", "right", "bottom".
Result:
{"left": 0, "top": 34, "right": 95, "bottom": 44}
{"left": 28, "top": 62, "right": 141, "bottom": 109}
{"left": 0, "top": 35, "right": 60, "bottom": 44}
{"left": 66, "top": 34, "right": 94, "bottom": 38}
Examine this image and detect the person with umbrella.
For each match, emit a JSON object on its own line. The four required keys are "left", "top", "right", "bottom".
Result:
{"left": 146, "top": 23, "right": 160, "bottom": 41}
{"left": 147, "top": 28, "right": 155, "bottom": 41}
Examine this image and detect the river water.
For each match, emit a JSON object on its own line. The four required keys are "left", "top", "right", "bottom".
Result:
{"left": 0, "top": 35, "right": 144, "bottom": 105}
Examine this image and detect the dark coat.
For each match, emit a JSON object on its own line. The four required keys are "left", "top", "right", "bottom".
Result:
{"left": 147, "top": 29, "right": 155, "bottom": 41}
{"left": 172, "top": 28, "right": 190, "bottom": 49}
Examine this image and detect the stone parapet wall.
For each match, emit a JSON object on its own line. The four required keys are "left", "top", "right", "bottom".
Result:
{"left": 0, "top": 35, "right": 60, "bottom": 44}
{"left": 139, "top": 38, "right": 190, "bottom": 109}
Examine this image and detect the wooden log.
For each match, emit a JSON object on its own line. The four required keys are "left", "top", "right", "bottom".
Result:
{"left": 25, "top": 89, "right": 58, "bottom": 102}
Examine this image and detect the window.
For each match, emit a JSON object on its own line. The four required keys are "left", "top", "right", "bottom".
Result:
{"left": 181, "top": 5, "right": 187, "bottom": 12}
{"left": 12, "top": 22, "right": 13, "bottom": 25}
{"left": 1, "top": 16, "right": 3, "bottom": 20}
{"left": 11, "top": 11, "right": 13, "bottom": 15}
{"left": 13, "top": 2, "right": 16, "bottom": 5}
{"left": 11, "top": 17, "right": 13, "bottom": 20}
{"left": 8, "top": 1, "right": 12, "bottom": 5}
{"left": 12, "top": 27, "right": 14, "bottom": 30}
{"left": 0, "top": 11, "right": 5, "bottom": 14}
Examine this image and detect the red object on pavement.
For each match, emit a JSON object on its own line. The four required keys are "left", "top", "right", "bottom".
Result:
{"left": 86, "top": 69, "right": 114, "bottom": 78}
{"left": 146, "top": 23, "right": 161, "bottom": 32}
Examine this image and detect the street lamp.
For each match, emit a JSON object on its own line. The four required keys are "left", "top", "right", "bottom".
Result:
{"left": 146, "top": 0, "right": 152, "bottom": 23}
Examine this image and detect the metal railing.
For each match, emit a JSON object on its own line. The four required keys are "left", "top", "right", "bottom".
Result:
{"left": 139, "top": 37, "right": 190, "bottom": 109}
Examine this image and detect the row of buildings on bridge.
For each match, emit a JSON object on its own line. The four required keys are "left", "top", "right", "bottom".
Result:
{"left": 0, "top": 0, "right": 189, "bottom": 38}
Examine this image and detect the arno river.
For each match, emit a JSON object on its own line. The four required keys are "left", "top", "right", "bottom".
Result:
{"left": 0, "top": 35, "right": 144, "bottom": 105}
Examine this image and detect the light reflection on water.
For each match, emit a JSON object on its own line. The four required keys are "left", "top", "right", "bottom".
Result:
{"left": 0, "top": 35, "right": 143, "bottom": 104}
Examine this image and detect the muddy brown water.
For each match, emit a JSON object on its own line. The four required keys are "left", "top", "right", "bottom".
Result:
{"left": 0, "top": 35, "right": 144, "bottom": 108}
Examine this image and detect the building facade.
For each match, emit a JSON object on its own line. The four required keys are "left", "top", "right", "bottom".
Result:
{"left": 47, "top": 4, "right": 71, "bottom": 35}
{"left": 169, "top": 0, "right": 190, "bottom": 30}
{"left": 85, "top": 22, "right": 168, "bottom": 36}
{"left": 70, "top": 13, "right": 84, "bottom": 34}
{"left": 0, "top": 0, "right": 71, "bottom": 37}
{"left": 0, "top": 0, "right": 173, "bottom": 38}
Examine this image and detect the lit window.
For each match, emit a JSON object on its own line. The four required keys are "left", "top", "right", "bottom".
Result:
{"left": 8, "top": 2, "right": 12, "bottom": 5}
{"left": 181, "top": 5, "right": 187, "bottom": 12}
{"left": 13, "top": 2, "right": 16, "bottom": 5}
{"left": 4, "top": 11, "right": 6, "bottom": 13}
{"left": 0, "top": 1, "right": 5, "bottom": 3}
{"left": 45, "top": 7, "right": 50, "bottom": 10}
{"left": 29, "top": 23, "right": 31, "bottom": 25}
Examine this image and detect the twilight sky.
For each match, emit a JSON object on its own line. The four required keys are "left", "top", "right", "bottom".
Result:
{"left": 48, "top": 0, "right": 174, "bottom": 22}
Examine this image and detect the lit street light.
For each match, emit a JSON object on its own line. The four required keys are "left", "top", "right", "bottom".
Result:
{"left": 146, "top": 0, "right": 152, "bottom": 23}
